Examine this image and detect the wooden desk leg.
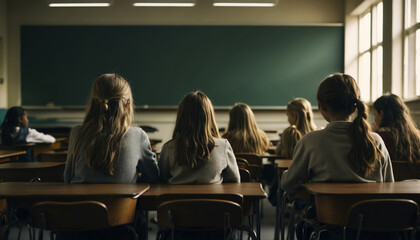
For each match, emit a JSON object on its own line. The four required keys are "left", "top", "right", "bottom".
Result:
{"left": 255, "top": 198, "right": 261, "bottom": 240}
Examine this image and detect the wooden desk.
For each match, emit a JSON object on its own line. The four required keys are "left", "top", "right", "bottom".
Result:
{"left": 0, "top": 182, "right": 150, "bottom": 226}
{"left": 303, "top": 182, "right": 420, "bottom": 226}
{"left": 0, "top": 150, "right": 27, "bottom": 163}
{"left": 140, "top": 182, "right": 267, "bottom": 240}
{"left": 0, "top": 162, "right": 66, "bottom": 182}
{"left": 33, "top": 137, "right": 68, "bottom": 156}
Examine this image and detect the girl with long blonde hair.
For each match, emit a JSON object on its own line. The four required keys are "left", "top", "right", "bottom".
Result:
{"left": 286, "top": 98, "right": 317, "bottom": 135}
{"left": 64, "top": 73, "right": 159, "bottom": 183}
{"left": 159, "top": 91, "right": 240, "bottom": 184}
{"left": 222, "top": 103, "right": 270, "bottom": 155}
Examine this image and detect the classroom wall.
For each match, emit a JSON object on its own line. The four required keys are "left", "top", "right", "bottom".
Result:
{"left": 0, "top": 0, "right": 7, "bottom": 112}
{"left": 5, "top": 0, "right": 340, "bottom": 149}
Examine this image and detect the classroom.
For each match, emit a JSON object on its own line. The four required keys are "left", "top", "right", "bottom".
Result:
{"left": 1, "top": 0, "right": 420, "bottom": 239}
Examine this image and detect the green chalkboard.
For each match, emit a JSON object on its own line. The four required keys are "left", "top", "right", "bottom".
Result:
{"left": 21, "top": 25, "right": 344, "bottom": 106}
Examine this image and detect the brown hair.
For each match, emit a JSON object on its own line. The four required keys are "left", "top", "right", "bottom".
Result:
{"left": 317, "top": 73, "right": 382, "bottom": 177}
{"left": 71, "top": 73, "right": 133, "bottom": 175}
{"left": 222, "top": 103, "right": 269, "bottom": 154}
{"left": 373, "top": 93, "right": 420, "bottom": 165}
{"left": 287, "top": 98, "right": 317, "bottom": 135}
{"left": 172, "top": 91, "right": 220, "bottom": 168}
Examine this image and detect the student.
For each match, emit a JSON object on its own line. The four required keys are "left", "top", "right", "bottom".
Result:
{"left": 64, "top": 73, "right": 159, "bottom": 184}
{"left": 222, "top": 103, "right": 270, "bottom": 155}
{"left": 281, "top": 73, "right": 394, "bottom": 198}
{"left": 277, "top": 125, "right": 302, "bottom": 159}
{"left": 276, "top": 98, "right": 317, "bottom": 155}
{"left": 159, "top": 91, "right": 240, "bottom": 184}
{"left": 372, "top": 93, "right": 420, "bottom": 165}
{"left": 0, "top": 106, "right": 56, "bottom": 145}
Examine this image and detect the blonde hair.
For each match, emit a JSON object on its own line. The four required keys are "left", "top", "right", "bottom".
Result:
{"left": 72, "top": 73, "right": 134, "bottom": 175}
{"left": 317, "top": 73, "right": 382, "bottom": 177}
{"left": 279, "top": 125, "right": 302, "bottom": 159}
{"left": 173, "top": 91, "right": 220, "bottom": 169}
{"left": 222, "top": 103, "right": 269, "bottom": 155}
{"left": 287, "top": 98, "right": 317, "bottom": 135}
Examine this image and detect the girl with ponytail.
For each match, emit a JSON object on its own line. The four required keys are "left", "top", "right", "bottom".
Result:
{"left": 281, "top": 73, "right": 394, "bottom": 197}
{"left": 64, "top": 73, "right": 159, "bottom": 183}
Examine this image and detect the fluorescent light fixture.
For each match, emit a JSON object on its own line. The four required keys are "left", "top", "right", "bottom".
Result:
{"left": 213, "top": 0, "right": 276, "bottom": 7}
{"left": 133, "top": 0, "right": 195, "bottom": 7}
{"left": 48, "top": 0, "right": 112, "bottom": 7}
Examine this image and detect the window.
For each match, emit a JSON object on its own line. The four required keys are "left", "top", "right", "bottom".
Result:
{"left": 404, "top": 0, "right": 420, "bottom": 98}
{"left": 358, "top": 2, "right": 383, "bottom": 102}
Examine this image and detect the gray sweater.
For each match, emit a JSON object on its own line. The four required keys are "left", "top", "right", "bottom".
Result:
{"left": 281, "top": 121, "right": 394, "bottom": 196}
{"left": 159, "top": 138, "right": 240, "bottom": 184}
{"left": 64, "top": 126, "right": 159, "bottom": 183}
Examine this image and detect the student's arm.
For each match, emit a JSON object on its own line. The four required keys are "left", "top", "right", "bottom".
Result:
{"left": 158, "top": 143, "right": 171, "bottom": 183}
{"left": 222, "top": 140, "right": 240, "bottom": 183}
{"left": 137, "top": 130, "right": 159, "bottom": 183}
{"left": 280, "top": 139, "right": 311, "bottom": 198}
{"left": 26, "top": 128, "right": 56, "bottom": 143}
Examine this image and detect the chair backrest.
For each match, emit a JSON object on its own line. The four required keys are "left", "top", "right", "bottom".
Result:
{"left": 346, "top": 199, "right": 419, "bottom": 232}
{"left": 31, "top": 201, "right": 112, "bottom": 231}
{"left": 235, "top": 153, "right": 262, "bottom": 167}
{"left": 0, "top": 163, "right": 65, "bottom": 182}
{"left": 157, "top": 199, "right": 243, "bottom": 230}
{"left": 236, "top": 157, "right": 261, "bottom": 179}
{"left": 391, "top": 161, "right": 420, "bottom": 181}
{"left": 239, "top": 167, "right": 252, "bottom": 182}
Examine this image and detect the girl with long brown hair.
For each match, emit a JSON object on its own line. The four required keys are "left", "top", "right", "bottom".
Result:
{"left": 64, "top": 73, "right": 159, "bottom": 183}
{"left": 222, "top": 103, "right": 270, "bottom": 155}
{"left": 373, "top": 93, "right": 420, "bottom": 165}
{"left": 281, "top": 73, "right": 394, "bottom": 197}
{"left": 159, "top": 91, "right": 240, "bottom": 184}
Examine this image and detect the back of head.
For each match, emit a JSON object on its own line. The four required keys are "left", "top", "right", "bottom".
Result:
{"left": 173, "top": 91, "right": 219, "bottom": 168}
{"left": 224, "top": 103, "right": 269, "bottom": 154}
{"left": 287, "top": 98, "right": 316, "bottom": 135}
{"left": 1, "top": 107, "right": 26, "bottom": 145}
{"left": 374, "top": 93, "right": 420, "bottom": 164}
{"left": 72, "top": 73, "right": 133, "bottom": 175}
{"left": 280, "top": 125, "right": 303, "bottom": 159}
{"left": 317, "top": 73, "right": 382, "bottom": 177}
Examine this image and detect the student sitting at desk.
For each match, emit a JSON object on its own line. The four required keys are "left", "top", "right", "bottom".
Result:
{"left": 222, "top": 103, "right": 270, "bottom": 155}
{"left": 64, "top": 73, "right": 159, "bottom": 184}
{"left": 276, "top": 98, "right": 317, "bottom": 155}
{"left": 0, "top": 106, "right": 56, "bottom": 145}
{"left": 159, "top": 91, "right": 240, "bottom": 184}
{"left": 372, "top": 93, "right": 420, "bottom": 164}
{"left": 281, "top": 73, "right": 394, "bottom": 198}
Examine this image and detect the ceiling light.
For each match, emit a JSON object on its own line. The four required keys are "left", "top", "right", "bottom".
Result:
{"left": 133, "top": 0, "right": 195, "bottom": 7}
{"left": 213, "top": 0, "right": 276, "bottom": 7}
{"left": 48, "top": 0, "right": 112, "bottom": 7}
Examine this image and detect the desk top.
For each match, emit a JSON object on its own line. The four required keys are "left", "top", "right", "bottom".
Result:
{"left": 0, "top": 162, "right": 65, "bottom": 169}
{"left": 142, "top": 182, "right": 267, "bottom": 198}
{"left": 274, "top": 159, "right": 292, "bottom": 169}
{"left": 303, "top": 182, "right": 420, "bottom": 195}
{"left": 0, "top": 150, "right": 27, "bottom": 159}
{"left": 0, "top": 182, "right": 150, "bottom": 198}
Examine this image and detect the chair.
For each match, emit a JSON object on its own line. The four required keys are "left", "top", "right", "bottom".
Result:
{"left": 31, "top": 200, "right": 139, "bottom": 240}
{"left": 236, "top": 157, "right": 261, "bottom": 181}
{"left": 239, "top": 167, "right": 252, "bottom": 182}
{"left": 156, "top": 198, "right": 257, "bottom": 240}
{"left": 343, "top": 199, "right": 419, "bottom": 240}
{"left": 391, "top": 161, "right": 420, "bottom": 181}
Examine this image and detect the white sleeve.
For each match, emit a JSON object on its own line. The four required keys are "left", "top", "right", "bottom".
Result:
{"left": 26, "top": 128, "right": 56, "bottom": 143}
